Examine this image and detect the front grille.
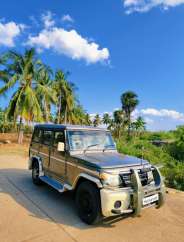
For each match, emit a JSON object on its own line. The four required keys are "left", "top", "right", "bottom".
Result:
{"left": 120, "top": 169, "right": 153, "bottom": 187}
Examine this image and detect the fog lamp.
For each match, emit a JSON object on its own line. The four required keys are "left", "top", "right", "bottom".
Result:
{"left": 114, "top": 201, "right": 122, "bottom": 209}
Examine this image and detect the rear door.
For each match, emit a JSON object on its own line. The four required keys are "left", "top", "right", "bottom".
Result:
{"left": 49, "top": 130, "right": 66, "bottom": 181}
{"left": 39, "top": 129, "right": 52, "bottom": 171}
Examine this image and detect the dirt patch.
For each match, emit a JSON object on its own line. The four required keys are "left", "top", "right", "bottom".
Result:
{"left": 0, "top": 133, "right": 31, "bottom": 144}
{"left": 0, "top": 143, "right": 29, "bottom": 157}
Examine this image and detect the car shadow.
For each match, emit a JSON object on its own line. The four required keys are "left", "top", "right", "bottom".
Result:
{"left": 0, "top": 168, "right": 129, "bottom": 229}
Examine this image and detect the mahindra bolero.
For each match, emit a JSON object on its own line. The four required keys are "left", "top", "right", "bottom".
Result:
{"left": 28, "top": 124, "right": 165, "bottom": 224}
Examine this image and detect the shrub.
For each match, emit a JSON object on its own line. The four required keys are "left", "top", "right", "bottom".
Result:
{"left": 116, "top": 137, "right": 184, "bottom": 191}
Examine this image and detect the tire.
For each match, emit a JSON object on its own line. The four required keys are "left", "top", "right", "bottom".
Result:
{"left": 75, "top": 181, "right": 102, "bottom": 225}
{"left": 32, "top": 161, "right": 42, "bottom": 185}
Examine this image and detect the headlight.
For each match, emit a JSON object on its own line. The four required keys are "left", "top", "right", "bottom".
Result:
{"left": 100, "top": 173, "right": 122, "bottom": 187}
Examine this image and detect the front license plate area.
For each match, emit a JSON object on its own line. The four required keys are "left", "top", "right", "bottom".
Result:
{"left": 143, "top": 194, "right": 159, "bottom": 206}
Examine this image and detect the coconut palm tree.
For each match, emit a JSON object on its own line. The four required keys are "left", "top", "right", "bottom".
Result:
{"left": 53, "top": 70, "right": 76, "bottom": 124}
{"left": 112, "top": 110, "right": 124, "bottom": 138}
{"left": 0, "top": 48, "right": 44, "bottom": 142}
{"left": 35, "top": 65, "right": 56, "bottom": 122}
{"left": 85, "top": 113, "right": 92, "bottom": 126}
{"left": 93, "top": 114, "right": 101, "bottom": 127}
{"left": 132, "top": 116, "right": 146, "bottom": 135}
{"left": 102, "top": 113, "right": 111, "bottom": 127}
{"left": 121, "top": 91, "right": 139, "bottom": 138}
{"left": 72, "top": 105, "right": 88, "bottom": 125}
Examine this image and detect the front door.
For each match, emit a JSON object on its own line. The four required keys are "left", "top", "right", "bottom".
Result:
{"left": 49, "top": 130, "right": 66, "bottom": 181}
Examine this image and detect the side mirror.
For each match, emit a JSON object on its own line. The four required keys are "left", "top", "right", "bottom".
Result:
{"left": 57, "top": 142, "right": 65, "bottom": 152}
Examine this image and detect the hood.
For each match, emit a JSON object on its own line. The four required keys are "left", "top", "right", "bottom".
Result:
{"left": 72, "top": 151, "right": 149, "bottom": 169}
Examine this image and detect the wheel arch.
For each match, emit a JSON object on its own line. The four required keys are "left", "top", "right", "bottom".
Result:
{"left": 29, "top": 156, "right": 44, "bottom": 176}
{"left": 73, "top": 173, "right": 102, "bottom": 191}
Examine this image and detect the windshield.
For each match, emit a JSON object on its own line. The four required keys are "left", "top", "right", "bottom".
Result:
{"left": 67, "top": 130, "right": 116, "bottom": 151}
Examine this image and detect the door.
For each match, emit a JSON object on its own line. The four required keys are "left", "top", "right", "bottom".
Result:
{"left": 49, "top": 130, "right": 66, "bottom": 180}
{"left": 39, "top": 130, "right": 52, "bottom": 171}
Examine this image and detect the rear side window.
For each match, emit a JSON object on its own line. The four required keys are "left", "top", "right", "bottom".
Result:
{"left": 32, "top": 129, "right": 41, "bottom": 143}
{"left": 42, "top": 130, "right": 52, "bottom": 146}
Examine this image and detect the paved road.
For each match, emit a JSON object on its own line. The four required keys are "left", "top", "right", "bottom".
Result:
{"left": 0, "top": 155, "right": 184, "bottom": 242}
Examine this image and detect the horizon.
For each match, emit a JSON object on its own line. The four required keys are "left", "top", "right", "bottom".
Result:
{"left": 0, "top": 0, "right": 184, "bottom": 131}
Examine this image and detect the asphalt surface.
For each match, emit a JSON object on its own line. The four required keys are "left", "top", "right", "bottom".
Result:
{"left": 0, "top": 154, "right": 184, "bottom": 242}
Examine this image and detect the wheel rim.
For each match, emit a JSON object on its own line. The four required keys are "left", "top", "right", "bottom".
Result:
{"left": 79, "top": 192, "right": 93, "bottom": 217}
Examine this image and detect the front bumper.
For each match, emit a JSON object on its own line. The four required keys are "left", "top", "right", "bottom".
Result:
{"left": 100, "top": 167, "right": 166, "bottom": 217}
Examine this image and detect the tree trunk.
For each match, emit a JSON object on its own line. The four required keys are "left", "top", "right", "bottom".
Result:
{"left": 127, "top": 115, "right": 131, "bottom": 139}
{"left": 57, "top": 93, "right": 62, "bottom": 124}
{"left": 18, "top": 117, "right": 24, "bottom": 144}
{"left": 64, "top": 105, "right": 67, "bottom": 124}
{"left": 44, "top": 99, "right": 49, "bottom": 122}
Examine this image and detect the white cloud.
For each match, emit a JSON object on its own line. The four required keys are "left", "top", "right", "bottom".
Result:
{"left": 101, "top": 107, "right": 184, "bottom": 131}
{"left": 0, "top": 21, "right": 24, "bottom": 47}
{"left": 140, "top": 108, "right": 184, "bottom": 121}
{"left": 123, "top": 0, "right": 184, "bottom": 13}
{"left": 62, "top": 14, "right": 74, "bottom": 23}
{"left": 41, "top": 11, "right": 55, "bottom": 29}
{"left": 26, "top": 27, "right": 110, "bottom": 64}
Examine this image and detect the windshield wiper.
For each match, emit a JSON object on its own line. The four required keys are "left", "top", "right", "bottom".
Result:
{"left": 103, "top": 144, "right": 115, "bottom": 152}
{"left": 84, "top": 144, "right": 100, "bottom": 153}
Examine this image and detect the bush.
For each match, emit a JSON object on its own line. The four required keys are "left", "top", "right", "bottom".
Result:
{"left": 116, "top": 137, "right": 184, "bottom": 191}
{"left": 0, "top": 122, "right": 17, "bottom": 133}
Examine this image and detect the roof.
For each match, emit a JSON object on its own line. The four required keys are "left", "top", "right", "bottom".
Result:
{"left": 34, "top": 124, "right": 107, "bottom": 131}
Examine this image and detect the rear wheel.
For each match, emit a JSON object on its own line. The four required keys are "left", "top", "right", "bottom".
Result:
{"left": 75, "top": 181, "right": 102, "bottom": 225}
{"left": 32, "top": 161, "right": 42, "bottom": 185}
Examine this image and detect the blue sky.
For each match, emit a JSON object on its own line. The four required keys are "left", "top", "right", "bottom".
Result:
{"left": 0, "top": 0, "right": 184, "bottom": 130}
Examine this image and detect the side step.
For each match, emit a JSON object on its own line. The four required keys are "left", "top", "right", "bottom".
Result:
{"left": 40, "top": 176, "right": 65, "bottom": 192}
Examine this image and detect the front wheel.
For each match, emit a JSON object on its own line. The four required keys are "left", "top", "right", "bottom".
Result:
{"left": 32, "top": 162, "right": 42, "bottom": 185}
{"left": 75, "top": 181, "right": 102, "bottom": 225}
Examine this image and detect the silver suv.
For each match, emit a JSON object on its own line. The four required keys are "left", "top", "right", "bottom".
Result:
{"left": 28, "top": 124, "right": 165, "bottom": 224}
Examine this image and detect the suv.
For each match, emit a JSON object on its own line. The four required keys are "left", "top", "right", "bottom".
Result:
{"left": 29, "top": 124, "right": 165, "bottom": 224}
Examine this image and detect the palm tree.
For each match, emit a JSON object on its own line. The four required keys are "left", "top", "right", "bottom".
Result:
{"left": 85, "top": 113, "right": 92, "bottom": 126}
{"left": 102, "top": 113, "right": 111, "bottom": 127}
{"left": 121, "top": 91, "right": 139, "bottom": 138}
{"left": 93, "top": 114, "right": 101, "bottom": 127}
{"left": 53, "top": 70, "right": 76, "bottom": 124}
{"left": 132, "top": 116, "right": 146, "bottom": 135}
{"left": 35, "top": 65, "right": 56, "bottom": 122}
{"left": 0, "top": 48, "right": 43, "bottom": 142}
{"left": 72, "top": 105, "right": 88, "bottom": 125}
{"left": 112, "top": 110, "right": 124, "bottom": 138}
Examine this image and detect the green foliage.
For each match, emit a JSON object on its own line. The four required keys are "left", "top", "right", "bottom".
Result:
{"left": 0, "top": 122, "right": 16, "bottom": 133}
{"left": 0, "top": 49, "right": 43, "bottom": 122}
{"left": 116, "top": 136, "right": 184, "bottom": 191}
{"left": 121, "top": 91, "right": 139, "bottom": 138}
{"left": 141, "top": 131, "right": 175, "bottom": 141}
{"left": 131, "top": 116, "right": 146, "bottom": 133}
{"left": 93, "top": 114, "right": 101, "bottom": 127}
{"left": 163, "top": 126, "right": 184, "bottom": 161}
